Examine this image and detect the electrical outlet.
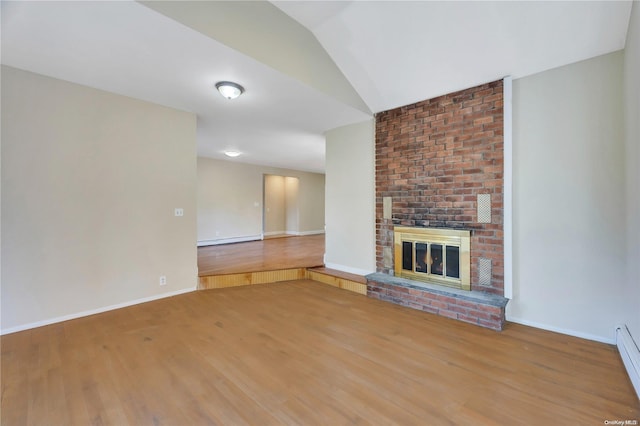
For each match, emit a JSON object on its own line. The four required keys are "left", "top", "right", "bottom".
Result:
{"left": 159, "top": 276, "right": 167, "bottom": 286}
{"left": 174, "top": 208, "right": 184, "bottom": 217}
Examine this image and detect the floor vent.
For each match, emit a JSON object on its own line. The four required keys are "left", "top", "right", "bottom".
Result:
{"left": 616, "top": 325, "right": 640, "bottom": 400}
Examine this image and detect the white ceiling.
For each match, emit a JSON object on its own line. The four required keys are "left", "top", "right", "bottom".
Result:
{"left": 1, "top": 1, "right": 634, "bottom": 173}
{"left": 274, "top": 1, "right": 633, "bottom": 112}
{"left": 0, "top": 1, "right": 369, "bottom": 173}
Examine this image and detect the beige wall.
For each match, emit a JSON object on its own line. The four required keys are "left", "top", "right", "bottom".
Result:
{"left": 263, "top": 175, "right": 302, "bottom": 235}
{"left": 285, "top": 176, "right": 300, "bottom": 233}
{"left": 325, "top": 119, "right": 376, "bottom": 275}
{"left": 264, "top": 175, "right": 286, "bottom": 234}
{"left": 623, "top": 1, "right": 640, "bottom": 344}
{"left": 197, "top": 157, "right": 324, "bottom": 244}
{"left": 1, "top": 66, "right": 198, "bottom": 333}
{"left": 509, "top": 52, "right": 626, "bottom": 342}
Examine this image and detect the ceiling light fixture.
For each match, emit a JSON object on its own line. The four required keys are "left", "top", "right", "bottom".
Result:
{"left": 215, "top": 81, "right": 244, "bottom": 100}
{"left": 224, "top": 150, "right": 241, "bottom": 158}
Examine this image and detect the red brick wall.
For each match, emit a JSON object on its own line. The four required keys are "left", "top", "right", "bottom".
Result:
{"left": 367, "top": 280, "right": 506, "bottom": 330}
{"left": 375, "top": 80, "right": 504, "bottom": 294}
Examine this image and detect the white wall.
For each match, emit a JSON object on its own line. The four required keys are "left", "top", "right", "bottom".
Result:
{"left": 325, "top": 119, "right": 376, "bottom": 275}
{"left": 197, "top": 157, "right": 324, "bottom": 244}
{"left": 623, "top": 1, "right": 640, "bottom": 344}
{"left": 1, "top": 66, "right": 198, "bottom": 333}
{"left": 509, "top": 52, "right": 626, "bottom": 342}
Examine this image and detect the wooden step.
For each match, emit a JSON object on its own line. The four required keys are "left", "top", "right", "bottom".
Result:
{"left": 199, "top": 266, "right": 368, "bottom": 295}
{"left": 305, "top": 267, "right": 367, "bottom": 295}
{"left": 199, "top": 268, "right": 307, "bottom": 290}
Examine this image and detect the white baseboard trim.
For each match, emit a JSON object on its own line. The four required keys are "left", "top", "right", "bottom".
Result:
{"left": 616, "top": 324, "right": 640, "bottom": 399}
{"left": 1, "top": 287, "right": 197, "bottom": 336}
{"left": 298, "top": 230, "right": 325, "bottom": 236}
{"left": 506, "top": 316, "right": 614, "bottom": 344}
{"left": 286, "top": 230, "right": 325, "bottom": 236}
{"left": 264, "top": 231, "right": 286, "bottom": 236}
{"left": 197, "top": 234, "right": 262, "bottom": 246}
{"left": 324, "top": 262, "right": 374, "bottom": 277}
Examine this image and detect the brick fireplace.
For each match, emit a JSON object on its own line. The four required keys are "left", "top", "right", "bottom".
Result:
{"left": 366, "top": 80, "right": 508, "bottom": 330}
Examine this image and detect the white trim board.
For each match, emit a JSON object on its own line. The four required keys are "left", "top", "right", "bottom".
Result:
{"left": 1, "top": 287, "right": 197, "bottom": 336}
{"left": 503, "top": 75, "right": 513, "bottom": 300}
{"left": 240, "top": 231, "right": 325, "bottom": 238}
{"left": 287, "top": 230, "right": 325, "bottom": 236}
{"left": 197, "top": 234, "right": 262, "bottom": 246}
{"left": 507, "top": 316, "right": 614, "bottom": 345}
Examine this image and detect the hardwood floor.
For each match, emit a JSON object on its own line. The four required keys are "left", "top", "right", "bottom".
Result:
{"left": 198, "top": 234, "right": 325, "bottom": 276}
{"left": 2, "top": 280, "right": 638, "bottom": 425}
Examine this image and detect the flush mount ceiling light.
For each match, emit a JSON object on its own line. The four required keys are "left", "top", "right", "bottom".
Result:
{"left": 224, "top": 150, "right": 241, "bottom": 158}
{"left": 215, "top": 81, "right": 244, "bottom": 100}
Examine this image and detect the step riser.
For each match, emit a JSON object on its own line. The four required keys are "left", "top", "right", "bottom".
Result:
{"left": 199, "top": 268, "right": 366, "bottom": 295}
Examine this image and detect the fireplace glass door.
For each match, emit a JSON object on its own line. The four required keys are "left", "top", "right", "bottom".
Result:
{"left": 394, "top": 227, "right": 470, "bottom": 290}
{"left": 404, "top": 241, "right": 459, "bottom": 279}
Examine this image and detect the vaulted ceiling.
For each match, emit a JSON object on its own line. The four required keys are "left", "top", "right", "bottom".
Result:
{"left": 1, "top": 1, "right": 633, "bottom": 173}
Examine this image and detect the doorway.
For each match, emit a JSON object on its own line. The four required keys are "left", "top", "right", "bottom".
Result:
{"left": 263, "top": 175, "right": 300, "bottom": 237}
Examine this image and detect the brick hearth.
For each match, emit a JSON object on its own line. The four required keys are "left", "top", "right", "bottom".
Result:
{"left": 366, "top": 273, "right": 508, "bottom": 330}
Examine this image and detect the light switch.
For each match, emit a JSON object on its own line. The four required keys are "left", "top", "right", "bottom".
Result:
{"left": 174, "top": 208, "right": 184, "bottom": 217}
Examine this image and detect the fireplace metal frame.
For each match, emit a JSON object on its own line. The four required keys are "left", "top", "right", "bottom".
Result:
{"left": 393, "top": 226, "right": 471, "bottom": 291}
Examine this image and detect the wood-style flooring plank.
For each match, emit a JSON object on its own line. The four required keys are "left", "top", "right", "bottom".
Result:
{"left": 2, "top": 280, "right": 638, "bottom": 425}
{"left": 197, "top": 234, "right": 324, "bottom": 276}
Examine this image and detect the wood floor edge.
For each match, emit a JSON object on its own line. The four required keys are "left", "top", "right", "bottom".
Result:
{"left": 198, "top": 268, "right": 367, "bottom": 295}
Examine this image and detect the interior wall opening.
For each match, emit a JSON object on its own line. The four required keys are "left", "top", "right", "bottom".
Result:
{"left": 263, "top": 174, "right": 300, "bottom": 238}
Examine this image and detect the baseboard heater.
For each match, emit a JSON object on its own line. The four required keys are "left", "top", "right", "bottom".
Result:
{"left": 616, "top": 325, "right": 640, "bottom": 399}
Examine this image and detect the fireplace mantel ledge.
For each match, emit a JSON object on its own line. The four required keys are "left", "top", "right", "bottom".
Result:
{"left": 365, "top": 273, "right": 508, "bottom": 308}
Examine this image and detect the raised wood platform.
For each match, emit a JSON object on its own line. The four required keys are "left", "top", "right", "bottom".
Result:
{"left": 198, "top": 234, "right": 324, "bottom": 276}
{"left": 198, "top": 234, "right": 358, "bottom": 291}
{"left": 199, "top": 267, "right": 367, "bottom": 295}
